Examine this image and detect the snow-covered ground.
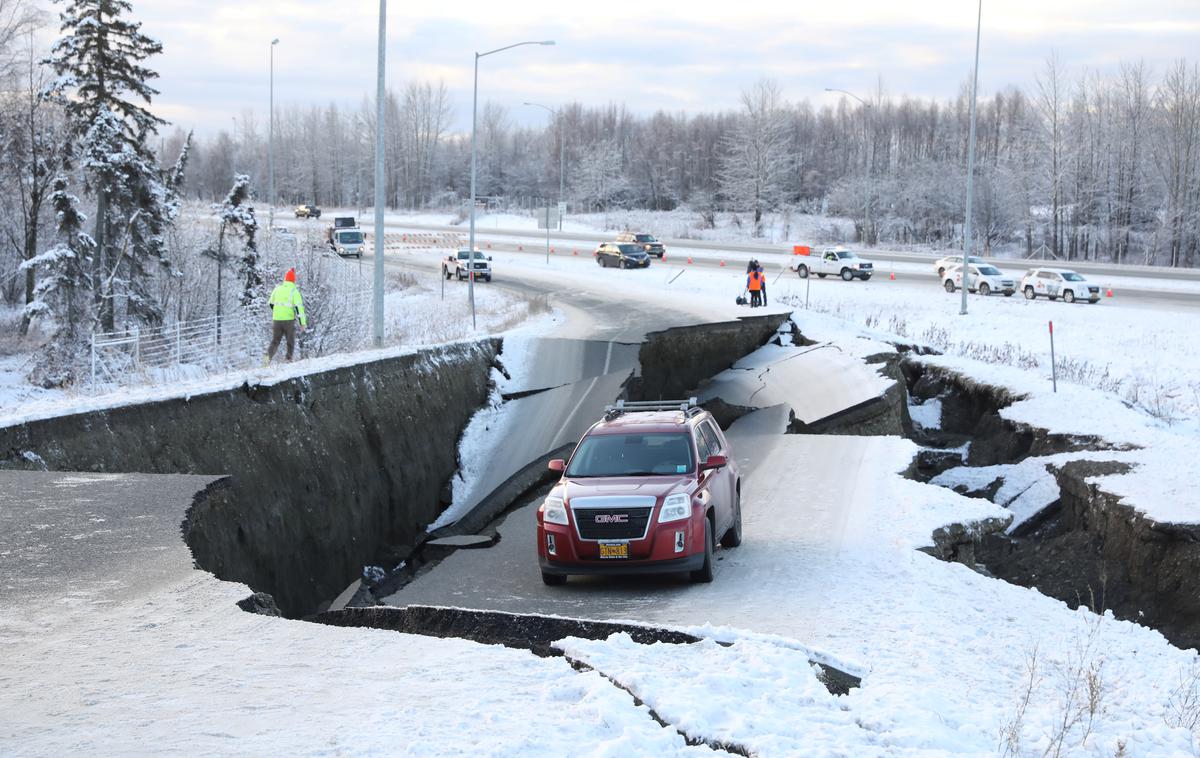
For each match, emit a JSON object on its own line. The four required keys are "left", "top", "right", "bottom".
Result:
{"left": 0, "top": 263, "right": 555, "bottom": 428}
{"left": 5, "top": 220, "right": 1200, "bottom": 755}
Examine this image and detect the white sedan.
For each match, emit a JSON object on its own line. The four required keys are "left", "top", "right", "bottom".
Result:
{"left": 942, "top": 264, "right": 1016, "bottom": 296}
{"left": 1020, "top": 268, "right": 1101, "bottom": 303}
{"left": 934, "top": 254, "right": 984, "bottom": 278}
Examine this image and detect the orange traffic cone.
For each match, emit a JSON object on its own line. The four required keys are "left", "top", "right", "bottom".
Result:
{"left": 486, "top": 242, "right": 492, "bottom": 249}
{"left": 687, "top": 257, "right": 694, "bottom": 264}
{"left": 661, "top": 253, "right": 667, "bottom": 261}
{"left": 719, "top": 260, "right": 726, "bottom": 267}
{"left": 517, "top": 245, "right": 524, "bottom": 251}
{"left": 889, "top": 271, "right": 895, "bottom": 280}
{"left": 573, "top": 249, "right": 578, "bottom": 256}
{"left": 1106, "top": 287, "right": 1113, "bottom": 298}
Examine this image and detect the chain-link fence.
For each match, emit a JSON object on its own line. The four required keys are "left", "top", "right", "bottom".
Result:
{"left": 87, "top": 232, "right": 377, "bottom": 392}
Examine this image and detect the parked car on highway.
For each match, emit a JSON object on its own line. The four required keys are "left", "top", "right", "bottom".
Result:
{"left": 442, "top": 249, "right": 493, "bottom": 281}
{"left": 595, "top": 242, "right": 651, "bottom": 269}
{"left": 790, "top": 246, "right": 874, "bottom": 281}
{"left": 537, "top": 399, "right": 742, "bottom": 586}
{"left": 1020, "top": 268, "right": 1101, "bottom": 303}
{"left": 294, "top": 204, "right": 321, "bottom": 219}
{"left": 616, "top": 231, "right": 666, "bottom": 258}
{"left": 942, "top": 263, "right": 1016, "bottom": 297}
{"left": 934, "top": 254, "right": 985, "bottom": 277}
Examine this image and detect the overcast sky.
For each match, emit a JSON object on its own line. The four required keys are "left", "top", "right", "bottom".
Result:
{"left": 96, "top": 0, "right": 1200, "bottom": 136}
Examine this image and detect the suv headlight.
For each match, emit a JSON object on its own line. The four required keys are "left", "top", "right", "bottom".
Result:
{"left": 658, "top": 493, "right": 691, "bottom": 523}
{"left": 541, "top": 496, "right": 568, "bottom": 526}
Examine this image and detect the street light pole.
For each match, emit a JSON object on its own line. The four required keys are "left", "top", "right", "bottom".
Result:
{"left": 824, "top": 88, "right": 873, "bottom": 245}
{"left": 468, "top": 40, "right": 555, "bottom": 330}
{"left": 961, "top": 0, "right": 983, "bottom": 316}
{"left": 268, "top": 38, "right": 279, "bottom": 231}
{"left": 373, "top": 0, "right": 386, "bottom": 346}
{"left": 524, "top": 101, "right": 564, "bottom": 234}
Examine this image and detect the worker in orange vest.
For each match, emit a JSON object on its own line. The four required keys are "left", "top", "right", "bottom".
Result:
{"left": 747, "top": 266, "right": 764, "bottom": 307}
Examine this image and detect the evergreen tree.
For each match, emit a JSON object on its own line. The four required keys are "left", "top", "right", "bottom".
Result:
{"left": 214, "top": 174, "right": 260, "bottom": 307}
{"left": 43, "top": 0, "right": 168, "bottom": 330}
{"left": 21, "top": 176, "right": 95, "bottom": 386}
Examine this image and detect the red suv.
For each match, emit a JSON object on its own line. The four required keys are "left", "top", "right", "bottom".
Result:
{"left": 537, "top": 399, "right": 742, "bottom": 585}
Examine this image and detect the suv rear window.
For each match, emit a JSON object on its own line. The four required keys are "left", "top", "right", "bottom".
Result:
{"left": 567, "top": 433, "right": 695, "bottom": 477}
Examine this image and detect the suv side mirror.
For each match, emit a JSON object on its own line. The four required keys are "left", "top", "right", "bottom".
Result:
{"left": 548, "top": 459, "right": 565, "bottom": 472}
{"left": 700, "top": 454, "right": 727, "bottom": 472}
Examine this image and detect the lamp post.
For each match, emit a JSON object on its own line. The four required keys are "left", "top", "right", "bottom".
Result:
{"left": 373, "top": 0, "right": 386, "bottom": 346}
{"left": 960, "top": 0, "right": 983, "bottom": 316}
{"left": 268, "top": 38, "right": 279, "bottom": 231}
{"left": 468, "top": 40, "right": 555, "bottom": 329}
{"left": 825, "top": 88, "right": 873, "bottom": 245}
{"left": 523, "top": 101, "right": 564, "bottom": 232}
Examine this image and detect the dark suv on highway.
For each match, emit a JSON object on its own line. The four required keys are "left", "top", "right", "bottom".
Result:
{"left": 595, "top": 242, "right": 651, "bottom": 269}
{"left": 616, "top": 231, "right": 666, "bottom": 258}
{"left": 537, "top": 399, "right": 742, "bottom": 585}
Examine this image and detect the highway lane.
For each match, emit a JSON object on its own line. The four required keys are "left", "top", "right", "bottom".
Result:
{"left": 367, "top": 233, "right": 1200, "bottom": 310}
{"left": 383, "top": 408, "right": 901, "bottom": 643}
{"left": 370, "top": 251, "right": 744, "bottom": 522}
{"left": 371, "top": 217, "right": 1200, "bottom": 283}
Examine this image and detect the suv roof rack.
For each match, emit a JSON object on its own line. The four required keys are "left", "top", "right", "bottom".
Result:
{"left": 603, "top": 398, "right": 702, "bottom": 420}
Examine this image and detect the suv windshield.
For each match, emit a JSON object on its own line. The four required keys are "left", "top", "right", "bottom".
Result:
{"left": 1062, "top": 272, "right": 1085, "bottom": 281}
{"left": 977, "top": 265, "right": 1001, "bottom": 276}
{"left": 618, "top": 244, "right": 644, "bottom": 255}
{"left": 635, "top": 234, "right": 657, "bottom": 243}
{"left": 566, "top": 432, "right": 695, "bottom": 477}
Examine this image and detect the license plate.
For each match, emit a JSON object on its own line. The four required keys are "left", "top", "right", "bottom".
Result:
{"left": 599, "top": 542, "right": 629, "bottom": 559}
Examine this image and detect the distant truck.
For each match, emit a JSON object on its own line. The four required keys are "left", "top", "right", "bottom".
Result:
{"left": 326, "top": 219, "right": 365, "bottom": 258}
{"left": 789, "top": 246, "right": 874, "bottom": 281}
{"left": 443, "top": 249, "right": 493, "bottom": 282}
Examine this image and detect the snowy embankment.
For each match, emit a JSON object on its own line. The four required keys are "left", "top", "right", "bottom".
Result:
{"left": 0, "top": 264, "right": 553, "bottom": 428}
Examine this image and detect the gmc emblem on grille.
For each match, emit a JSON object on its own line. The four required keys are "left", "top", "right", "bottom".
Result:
{"left": 594, "top": 514, "right": 629, "bottom": 524}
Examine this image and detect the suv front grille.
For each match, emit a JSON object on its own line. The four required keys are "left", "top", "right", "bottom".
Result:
{"left": 575, "top": 507, "right": 652, "bottom": 540}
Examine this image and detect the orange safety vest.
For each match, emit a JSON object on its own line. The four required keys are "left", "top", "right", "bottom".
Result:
{"left": 748, "top": 271, "right": 764, "bottom": 291}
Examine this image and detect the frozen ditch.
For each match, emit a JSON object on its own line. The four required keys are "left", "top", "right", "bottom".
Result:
{"left": 899, "top": 358, "right": 1200, "bottom": 650}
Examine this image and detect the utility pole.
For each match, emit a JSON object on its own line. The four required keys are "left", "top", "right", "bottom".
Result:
{"left": 268, "top": 38, "right": 279, "bottom": 230}
{"left": 524, "top": 101, "right": 565, "bottom": 232}
{"left": 469, "top": 40, "right": 555, "bottom": 330}
{"left": 961, "top": 0, "right": 983, "bottom": 316}
{"left": 373, "top": 0, "right": 386, "bottom": 346}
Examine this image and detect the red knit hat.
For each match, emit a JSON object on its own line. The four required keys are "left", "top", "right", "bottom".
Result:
{"left": 284, "top": 268, "right": 295, "bottom": 282}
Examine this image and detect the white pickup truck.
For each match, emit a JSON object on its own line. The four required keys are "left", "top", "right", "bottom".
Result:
{"left": 790, "top": 246, "right": 874, "bottom": 281}
{"left": 442, "top": 249, "right": 493, "bottom": 282}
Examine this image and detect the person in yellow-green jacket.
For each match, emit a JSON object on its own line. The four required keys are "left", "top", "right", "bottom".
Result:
{"left": 265, "top": 268, "right": 307, "bottom": 364}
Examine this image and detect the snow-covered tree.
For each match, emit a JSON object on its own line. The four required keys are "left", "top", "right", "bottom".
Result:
{"left": 21, "top": 176, "right": 94, "bottom": 385}
{"left": 572, "top": 139, "right": 627, "bottom": 211}
{"left": 213, "top": 174, "right": 260, "bottom": 307}
{"left": 718, "top": 79, "right": 793, "bottom": 233}
{"left": 43, "top": 0, "right": 169, "bottom": 330}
